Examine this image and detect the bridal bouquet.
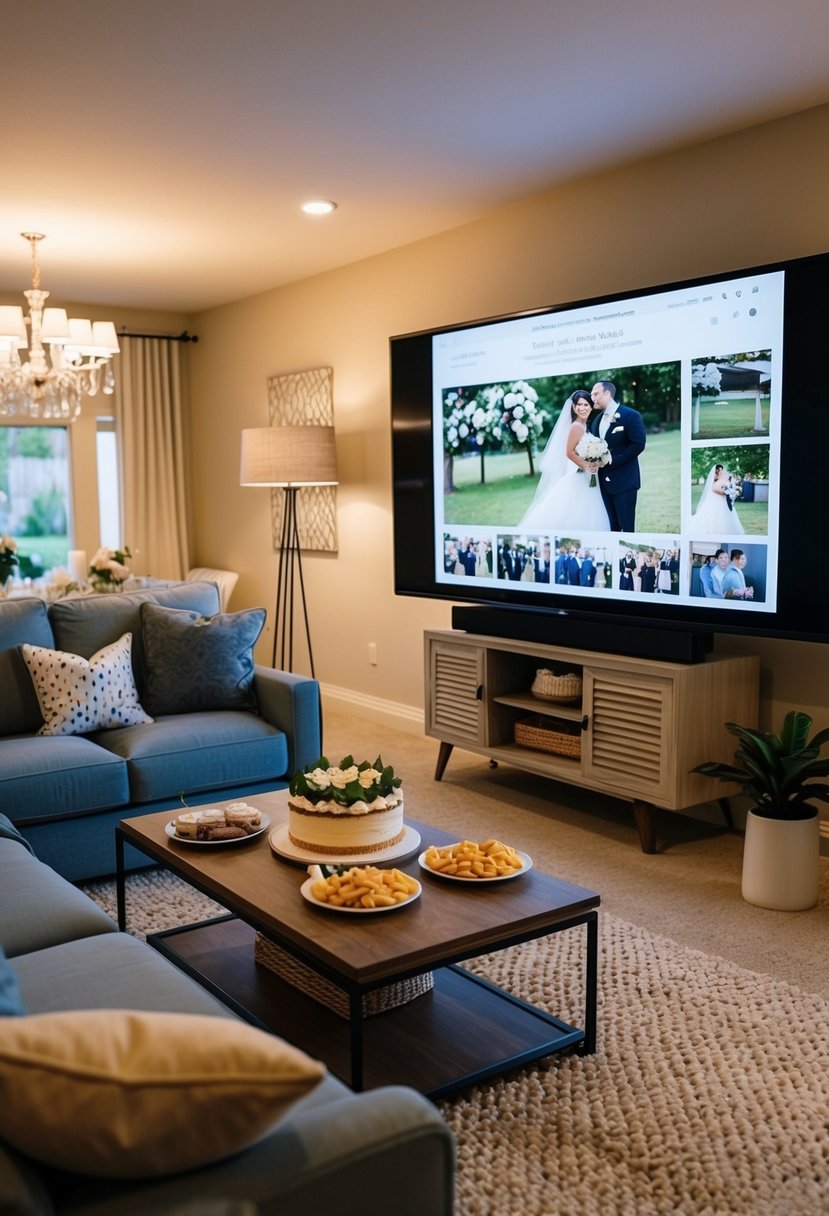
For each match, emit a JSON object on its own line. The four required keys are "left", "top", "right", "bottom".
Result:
{"left": 575, "top": 435, "right": 611, "bottom": 487}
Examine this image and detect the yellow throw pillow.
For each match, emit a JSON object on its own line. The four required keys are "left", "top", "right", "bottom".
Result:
{"left": 0, "top": 1010, "right": 325, "bottom": 1177}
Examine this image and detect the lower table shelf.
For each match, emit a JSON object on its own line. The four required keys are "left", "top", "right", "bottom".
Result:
{"left": 148, "top": 915, "right": 586, "bottom": 1100}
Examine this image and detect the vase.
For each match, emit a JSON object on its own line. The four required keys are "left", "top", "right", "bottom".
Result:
{"left": 741, "top": 808, "right": 820, "bottom": 911}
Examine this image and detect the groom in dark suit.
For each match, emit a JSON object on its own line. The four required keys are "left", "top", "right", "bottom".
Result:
{"left": 589, "top": 381, "right": 647, "bottom": 532}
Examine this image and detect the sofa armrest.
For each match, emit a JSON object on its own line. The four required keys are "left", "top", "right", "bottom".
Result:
{"left": 257, "top": 1085, "right": 456, "bottom": 1215}
{"left": 0, "top": 1141, "right": 55, "bottom": 1216}
{"left": 252, "top": 666, "right": 321, "bottom": 776}
{"left": 48, "top": 1085, "right": 454, "bottom": 1216}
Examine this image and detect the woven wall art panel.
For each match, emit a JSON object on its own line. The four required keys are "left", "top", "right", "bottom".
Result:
{"left": 266, "top": 367, "right": 337, "bottom": 553}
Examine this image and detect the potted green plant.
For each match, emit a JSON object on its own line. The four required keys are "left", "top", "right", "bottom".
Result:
{"left": 693, "top": 710, "right": 829, "bottom": 910}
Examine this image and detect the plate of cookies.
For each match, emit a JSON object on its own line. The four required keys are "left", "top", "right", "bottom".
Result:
{"left": 166, "top": 803, "right": 270, "bottom": 846}
{"left": 418, "top": 838, "right": 531, "bottom": 883}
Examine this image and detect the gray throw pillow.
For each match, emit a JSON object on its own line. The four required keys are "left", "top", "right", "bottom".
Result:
{"left": 141, "top": 603, "right": 265, "bottom": 716}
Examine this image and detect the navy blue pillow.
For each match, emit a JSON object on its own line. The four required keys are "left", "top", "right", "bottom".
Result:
{"left": 141, "top": 603, "right": 265, "bottom": 716}
{"left": 0, "top": 944, "right": 25, "bottom": 1017}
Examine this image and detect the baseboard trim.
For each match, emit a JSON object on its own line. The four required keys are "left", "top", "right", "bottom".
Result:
{"left": 319, "top": 683, "right": 425, "bottom": 736}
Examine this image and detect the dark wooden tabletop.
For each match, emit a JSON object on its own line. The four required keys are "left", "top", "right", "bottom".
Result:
{"left": 120, "top": 792, "right": 600, "bottom": 986}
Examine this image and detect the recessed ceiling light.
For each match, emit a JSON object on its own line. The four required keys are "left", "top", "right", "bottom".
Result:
{"left": 301, "top": 199, "right": 337, "bottom": 216}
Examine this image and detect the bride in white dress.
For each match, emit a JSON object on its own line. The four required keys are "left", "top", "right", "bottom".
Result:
{"left": 517, "top": 390, "right": 610, "bottom": 533}
{"left": 691, "top": 464, "right": 744, "bottom": 534}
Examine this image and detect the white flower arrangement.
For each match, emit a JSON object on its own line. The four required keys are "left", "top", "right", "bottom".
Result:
{"left": 574, "top": 435, "right": 611, "bottom": 486}
{"left": 290, "top": 755, "right": 402, "bottom": 807}
{"left": 443, "top": 390, "right": 504, "bottom": 451}
{"left": 692, "top": 362, "right": 722, "bottom": 396}
{"left": 89, "top": 545, "right": 133, "bottom": 591}
{"left": 443, "top": 380, "right": 546, "bottom": 453}
{"left": 499, "top": 381, "right": 544, "bottom": 447}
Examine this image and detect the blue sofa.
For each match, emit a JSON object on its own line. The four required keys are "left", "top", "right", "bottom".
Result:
{"left": 0, "top": 817, "right": 455, "bottom": 1214}
{"left": 0, "top": 582, "right": 321, "bottom": 882}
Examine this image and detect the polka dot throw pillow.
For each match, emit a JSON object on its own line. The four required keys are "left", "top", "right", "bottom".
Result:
{"left": 20, "top": 632, "right": 153, "bottom": 736}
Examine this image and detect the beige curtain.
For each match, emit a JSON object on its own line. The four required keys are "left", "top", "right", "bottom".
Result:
{"left": 117, "top": 336, "right": 190, "bottom": 579}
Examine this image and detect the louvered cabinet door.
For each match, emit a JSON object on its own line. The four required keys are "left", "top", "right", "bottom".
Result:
{"left": 426, "top": 640, "right": 485, "bottom": 746}
{"left": 581, "top": 668, "right": 674, "bottom": 803}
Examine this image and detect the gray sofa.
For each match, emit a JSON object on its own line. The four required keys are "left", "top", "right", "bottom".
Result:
{"left": 0, "top": 817, "right": 455, "bottom": 1214}
{"left": 0, "top": 582, "right": 321, "bottom": 882}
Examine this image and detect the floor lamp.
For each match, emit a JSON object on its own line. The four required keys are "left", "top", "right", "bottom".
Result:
{"left": 240, "top": 426, "right": 338, "bottom": 676}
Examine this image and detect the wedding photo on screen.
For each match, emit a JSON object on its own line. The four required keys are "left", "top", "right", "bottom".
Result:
{"left": 431, "top": 269, "right": 782, "bottom": 615}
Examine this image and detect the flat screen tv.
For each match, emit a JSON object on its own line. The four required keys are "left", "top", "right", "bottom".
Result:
{"left": 390, "top": 250, "right": 829, "bottom": 659}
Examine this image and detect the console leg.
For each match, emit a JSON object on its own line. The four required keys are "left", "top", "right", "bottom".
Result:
{"left": 717, "top": 797, "right": 734, "bottom": 830}
{"left": 632, "top": 800, "right": 657, "bottom": 854}
{"left": 434, "top": 741, "right": 454, "bottom": 781}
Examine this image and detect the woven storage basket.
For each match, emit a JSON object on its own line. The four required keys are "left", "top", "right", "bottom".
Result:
{"left": 514, "top": 715, "right": 582, "bottom": 759}
{"left": 254, "top": 933, "right": 434, "bottom": 1019}
{"left": 530, "top": 669, "right": 583, "bottom": 702}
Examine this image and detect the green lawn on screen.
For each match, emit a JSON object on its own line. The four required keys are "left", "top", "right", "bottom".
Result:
{"left": 693, "top": 398, "right": 769, "bottom": 440}
{"left": 445, "top": 431, "right": 681, "bottom": 535}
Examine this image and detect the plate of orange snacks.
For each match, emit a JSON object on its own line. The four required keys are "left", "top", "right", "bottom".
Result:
{"left": 418, "top": 838, "right": 531, "bottom": 883}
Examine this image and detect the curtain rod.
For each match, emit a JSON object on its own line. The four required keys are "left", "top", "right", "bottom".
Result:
{"left": 117, "top": 329, "right": 199, "bottom": 343}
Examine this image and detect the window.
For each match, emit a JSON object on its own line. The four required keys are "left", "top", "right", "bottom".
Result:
{"left": 96, "top": 415, "right": 121, "bottom": 549}
{"left": 0, "top": 426, "right": 71, "bottom": 580}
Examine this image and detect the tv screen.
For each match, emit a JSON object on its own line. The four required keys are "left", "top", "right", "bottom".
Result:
{"left": 391, "top": 251, "right": 829, "bottom": 648}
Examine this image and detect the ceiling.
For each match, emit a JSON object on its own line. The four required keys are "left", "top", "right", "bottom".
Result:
{"left": 3, "top": 0, "right": 829, "bottom": 314}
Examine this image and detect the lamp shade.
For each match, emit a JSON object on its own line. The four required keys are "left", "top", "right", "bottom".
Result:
{"left": 0, "top": 306, "right": 27, "bottom": 345}
{"left": 240, "top": 426, "right": 338, "bottom": 487}
{"left": 42, "top": 308, "right": 70, "bottom": 344}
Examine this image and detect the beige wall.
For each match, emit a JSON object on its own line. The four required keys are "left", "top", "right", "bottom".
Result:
{"left": 188, "top": 103, "right": 829, "bottom": 731}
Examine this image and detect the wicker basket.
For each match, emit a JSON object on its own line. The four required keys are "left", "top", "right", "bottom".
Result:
{"left": 514, "top": 715, "right": 582, "bottom": 759}
{"left": 530, "top": 669, "right": 583, "bottom": 702}
{"left": 254, "top": 933, "right": 434, "bottom": 1020}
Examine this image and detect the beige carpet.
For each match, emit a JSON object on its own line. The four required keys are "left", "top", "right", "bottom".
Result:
{"left": 84, "top": 868, "right": 829, "bottom": 1216}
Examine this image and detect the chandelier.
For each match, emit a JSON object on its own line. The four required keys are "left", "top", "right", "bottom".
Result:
{"left": 0, "top": 232, "right": 120, "bottom": 420}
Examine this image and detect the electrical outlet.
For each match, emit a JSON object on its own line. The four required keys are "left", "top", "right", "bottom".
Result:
{"left": 368, "top": 642, "right": 378, "bottom": 665}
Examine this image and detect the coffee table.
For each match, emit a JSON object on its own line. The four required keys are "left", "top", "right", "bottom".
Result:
{"left": 116, "top": 792, "right": 600, "bottom": 1100}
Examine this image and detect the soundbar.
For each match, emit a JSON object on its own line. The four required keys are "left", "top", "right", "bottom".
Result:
{"left": 451, "top": 604, "right": 713, "bottom": 664}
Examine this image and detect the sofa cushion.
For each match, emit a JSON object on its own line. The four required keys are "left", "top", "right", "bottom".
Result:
{"left": 0, "top": 735, "right": 129, "bottom": 824}
{"left": 92, "top": 711, "right": 288, "bottom": 803}
{"left": 20, "top": 632, "right": 153, "bottom": 736}
{"left": 141, "top": 602, "right": 265, "bottom": 716}
{"left": 0, "top": 945, "right": 25, "bottom": 1016}
{"left": 0, "top": 1009, "right": 325, "bottom": 1178}
{"left": 11, "top": 931, "right": 238, "bottom": 1017}
{"left": 0, "top": 598, "right": 56, "bottom": 737}
{"left": 48, "top": 581, "right": 221, "bottom": 694}
{"left": 0, "top": 839, "right": 116, "bottom": 958}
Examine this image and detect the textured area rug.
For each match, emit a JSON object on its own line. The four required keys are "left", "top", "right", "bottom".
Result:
{"left": 84, "top": 872, "right": 829, "bottom": 1216}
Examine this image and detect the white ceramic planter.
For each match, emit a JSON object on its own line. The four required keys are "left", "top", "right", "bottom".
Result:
{"left": 741, "top": 808, "right": 820, "bottom": 911}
